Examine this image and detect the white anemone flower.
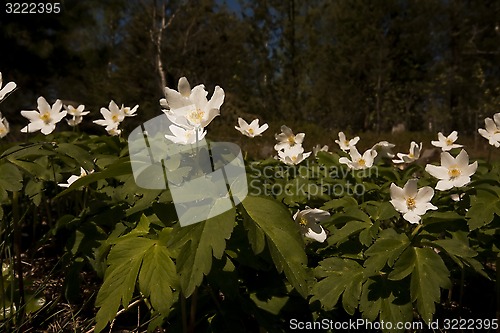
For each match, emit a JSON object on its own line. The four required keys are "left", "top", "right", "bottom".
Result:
{"left": 21, "top": 97, "right": 67, "bottom": 135}
{"left": 107, "top": 126, "right": 122, "bottom": 137}
{"left": 372, "top": 141, "right": 395, "bottom": 160}
{"left": 163, "top": 80, "right": 224, "bottom": 129}
{"left": 390, "top": 179, "right": 437, "bottom": 224}
{"left": 431, "top": 131, "right": 463, "bottom": 151}
{"left": 0, "top": 113, "right": 9, "bottom": 138}
{"left": 67, "top": 116, "right": 83, "bottom": 127}
{"left": 313, "top": 144, "right": 329, "bottom": 157}
{"left": 122, "top": 104, "right": 138, "bottom": 117}
{"left": 335, "top": 132, "right": 360, "bottom": 152}
{"left": 478, "top": 114, "right": 500, "bottom": 148}
{"left": 277, "top": 144, "right": 311, "bottom": 165}
{"left": 165, "top": 124, "right": 207, "bottom": 145}
{"left": 392, "top": 141, "right": 422, "bottom": 164}
{"left": 235, "top": 117, "right": 268, "bottom": 138}
{"left": 0, "top": 72, "right": 16, "bottom": 101}
{"left": 339, "top": 146, "right": 377, "bottom": 170}
{"left": 293, "top": 207, "right": 329, "bottom": 242}
{"left": 93, "top": 100, "right": 125, "bottom": 133}
{"left": 425, "top": 149, "right": 477, "bottom": 191}
{"left": 274, "top": 125, "right": 305, "bottom": 151}
{"left": 64, "top": 104, "right": 89, "bottom": 127}
{"left": 58, "top": 167, "right": 93, "bottom": 188}
{"left": 64, "top": 104, "right": 89, "bottom": 117}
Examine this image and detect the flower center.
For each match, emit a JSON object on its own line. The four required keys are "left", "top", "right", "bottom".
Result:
{"left": 111, "top": 114, "right": 120, "bottom": 122}
{"left": 299, "top": 217, "right": 308, "bottom": 226}
{"left": 445, "top": 138, "right": 453, "bottom": 145}
{"left": 291, "top": 155, "right": 298, "bottom": 162}
{"left": 344, "top": 140, "right": 350, "bottom": 146}
{"left": 358, "top": 159, "right": 366, "bottom": 167}
{"left": 408, "top": 153, "right": 414, "bottom": 158}
{"left": 187, "top": 108, "right": 205, "bottom": 125}
{"left": 448, "top": 167, "right": 461, "bottom": 179}
{"left": 406, "top": 197, "right": 416, "bottom": 210}
{"left": 39, "top": 112, "right": 52, "bottom": 124}
{"left": 287, "top": 136, "right": 296, "bottom": 145}
{"left": 248, "top": 128, "right": 254, "bottom": 135}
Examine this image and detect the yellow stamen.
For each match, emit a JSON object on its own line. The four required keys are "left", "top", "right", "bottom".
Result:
{"left": 111, "top": 114, "right": 120, "bottom": 122}
{"left": 39, "top": 113, "right": 52, "bottom": 124}
{"left": 188, "top": 108, "right": 205, "bottom": 124}
{"left": 288, "top": 136, "right": 296, "bottom": 145}
{"left": 406, "top": 197, "right": 416, "bottom": 210}
{"left": 299, "top": 217, "right": 308, "bottom": 226}
{"left": 248, "top": 128, "right": 254, "bottom": 135}
{"left": 358, "top": 159, "right": 366, "bottom": 167}
{"left": 291, "top": 155, "right": 298, "bottom": 163}
{"left": 448, "top": 167, "right": 461, "bottom": 178}
{"left": 445, "top": 138, "right": 453, "bottom": 145}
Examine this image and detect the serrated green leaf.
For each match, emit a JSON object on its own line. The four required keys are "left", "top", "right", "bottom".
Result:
{"left": 364, "top": 229, "right": 410, "bottom": 277}
{"left": 241, "top": 196, "right": 308, "bottom": 297}
{"left": 138, "top": 241, "right": 178, "bottom": 316}
{"left": 389, "top": 247, "right": 450, "bottom": 323}
{"left": 466, "top": 190, "right": 500, "bottom": 230}
{"left": 411, "top": 248, "right": 450, "bottom": 323}
{"left": 174, "top": 208, "right": 235, "bottom": 297}
{"left": 311, "top": 258, "right": 364, "bottom": 315}
{"left": 95, "top": 237, "right": 155, "bottom": 333}
{"left": 359, "top": 276, "right": 412, "bottom": 333}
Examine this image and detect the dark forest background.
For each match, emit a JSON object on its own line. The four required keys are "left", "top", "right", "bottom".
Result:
{"left": 0, "top": 0, "right": 499, "bottom": 137}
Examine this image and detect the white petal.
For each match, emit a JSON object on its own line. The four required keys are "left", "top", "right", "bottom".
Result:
{"left": 207, "top": 86, "right": 225, "bottom": 111}
{"left": 425, "top": 164, "right": 449, "bottom": 180}
{"left": 455, "top": 149, "right": 469, "bottom": 168}
{"left": 463, "top": 161, "right": 478, "bottom": 177}
{"left": 415, "top": 186, "right": 434, "bottom": 204}
{"left": 403, "top": 179, "right": 418, "bottom": 198}
{"left": 390, "top": 199, "right": 408, "bottom": 214}
{"left": 37, "top": 96, "right": 51, "bottom": 114}
{"left": 20, "top": 110, "right": 41, "bottom": 121}
{"left": 403, "top": 211, "right": 421, "bottom": 224}
{"left": 304, "top": 226, "right": 327, "bottom": 242}
{"left": 494, "top": 113, "right": 500, "bottom": 127}
{"left": 485, "top": 118, "right": 497, "bottom": 133}
{"left": 190, "top": 85, "right": 209, "bottom": 110}
{"left": 178, "top": 77, "right": 191, "bottom": 97}
{"left": 435, "top": 180, "right": 453, "bottom": 191}
{"left": 440, "top": 152, "right": 455, "bottom": 169}
{"left": 295, "top": 133, "right": 305, "bottom": 145}
{"left": 41, "top": 123, "right": 56, "bottom": 135}
{"left": 255, "top": 123, "right": 269, "bottom": 135}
